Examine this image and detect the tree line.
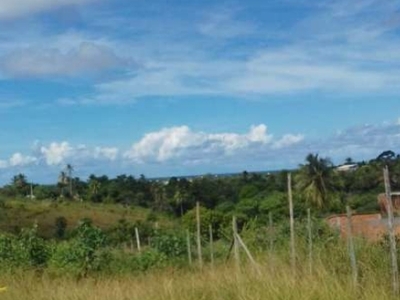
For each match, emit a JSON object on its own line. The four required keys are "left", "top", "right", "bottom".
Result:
{"left": 1, "top": 150, "right": 400, "bottom": 220}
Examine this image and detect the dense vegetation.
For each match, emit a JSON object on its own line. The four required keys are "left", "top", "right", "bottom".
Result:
{"left": 0, "top": 151, "right": 399, "bottom": 298}
{"left": 2, "top": 151, "right": 400, "bottom": 221}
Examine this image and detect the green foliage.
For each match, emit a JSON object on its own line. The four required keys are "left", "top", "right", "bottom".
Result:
{"left": 259, "top": 192, "right": 286, "bottom": 217}
{"left": 55, "top": 216, "right": 68, "bottom": 239}
{"left": 50, "top": 219, "right": 108, "bottom": 276}
{"left": 150, "top": 230, "right": 186, "bottom": 258}
{"left": 182, "top": 206, "right": 225, "bottom": 238}
{"left": 17, "top": 224, "right": 50, "bottom": 267}
{"left": 0, "top": 225, "right": 49, "bottom": 269}
{"left": 132, "top": 249, "right": 168, "bottom": 271}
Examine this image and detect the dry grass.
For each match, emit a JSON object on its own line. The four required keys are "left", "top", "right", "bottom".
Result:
{"left": 0, "top": 200, "right": 171, "bottom": 237}
{"left": 0, "top": 257, "right": 396, "bottom": 300}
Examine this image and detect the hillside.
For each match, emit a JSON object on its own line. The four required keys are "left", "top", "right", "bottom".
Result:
{"left": 0, "top": 199, "right": 170, "bottom": 238}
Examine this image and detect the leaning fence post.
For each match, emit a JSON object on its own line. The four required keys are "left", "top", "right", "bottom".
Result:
{"left": 135, "top": 227, "right": 141, "bottom": 253}
{"left": 384, "top": 166, "right": 399, "bottom": 296}
{"left": 235, "top": 233, "right": 260, "bottom": 275}
{"left": 346, "top": 206, "right": 358, "bottom": 288}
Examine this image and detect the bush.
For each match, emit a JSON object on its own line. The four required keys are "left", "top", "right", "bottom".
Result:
{"left": 151, "top": 230, "right": 186, "bottom": 258}
{"left": 182, "top": 206, "right": 224, "bottom": 239}
{"left": 0, "top": 225, "right": 49, "bottom": 269}
{"left": 50, "top": 219, "right": 109, "bottom": 277}
{"left": 54, "top": 216, "right": 68, "bottom": 239}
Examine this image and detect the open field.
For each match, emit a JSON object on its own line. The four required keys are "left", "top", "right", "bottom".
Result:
{"left": 0, "top": 256, "right": 396, "bottom": 300}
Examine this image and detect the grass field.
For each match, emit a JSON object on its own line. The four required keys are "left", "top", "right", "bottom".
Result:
{"left": 0, "top": 255, "right": 396, "bottom": 300}
{"left": 0, "top": 199, "right": 169, "bottom": 238}
{"left": 0, "top": 199, "right": 397, "bottom": 299}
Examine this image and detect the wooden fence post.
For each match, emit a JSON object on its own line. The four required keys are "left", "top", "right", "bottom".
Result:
{"left": 346, "top": 206, "right": 358, "bottom": 288}
{"left": 135, "top": 227, "right": 141, "bottom": 253}
{"left": 384, "top": 167, "right": 399, "bottom": 295}
{"left": 235, "top": 233, "right": 260, "bottom": 275}
{"left": 233, "top": 216, "right": 240, "bottom": 271}
{"left": 196, "top": 202, "right": 203, "bottom": 268}
{"left": 209, "top": 224, "right": 214, "bottom": 267}
{"left": 307, "top": 208, "right": 313, "bottom": 275}
{"left": 288, "top": 173, "right": 296, "bottom": 271}
{"left": 186, "top": 229, "right": 192, "bottom": 266}
{"left": 269, "top": 212, "right": 274, "bottom": 253}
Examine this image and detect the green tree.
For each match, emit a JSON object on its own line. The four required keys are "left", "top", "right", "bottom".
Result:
{"left": 88, "top": 178, "right": 101, "bottom": 198}
{"left": 55, "top": 216, "right": 68, "bottom": 239}
{"left": 58, "top": 171, "right": 68, "bottom": 197}
{"left": 12, "top": 173, "right": 28, "bottom": 196}
{"left": 66, "top": 164, "right": 74, "bottom": 197}
{"left": 295, "top": 153, "right": 333, "bottom": 209}
{"left": 173, "top": 189, "right": 188, "bottom": 217}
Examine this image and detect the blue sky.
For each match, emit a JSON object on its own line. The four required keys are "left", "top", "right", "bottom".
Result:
{"left": 1, "top": 0, "right": 400, "bottom": 184}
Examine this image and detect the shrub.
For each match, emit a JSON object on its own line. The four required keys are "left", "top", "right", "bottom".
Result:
{"left": 54, "top": 216, "right": 68, "bottom": 239}
{"left": 151, "top": 230, "right": 186, "bottom": 258}
{"left": 50, "top": 219, "right": 109, "bottom": 277}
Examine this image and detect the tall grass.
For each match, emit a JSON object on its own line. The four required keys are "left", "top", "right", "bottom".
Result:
{"left": 0, "top": 245, "right": 396, "bottom": 300}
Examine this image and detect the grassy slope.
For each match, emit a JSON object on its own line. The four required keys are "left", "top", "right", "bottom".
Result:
{"left": 0, "top": 199, "right": 170, "bottom": 238}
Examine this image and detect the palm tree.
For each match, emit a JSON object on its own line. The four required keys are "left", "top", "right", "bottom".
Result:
{"left": 65, "top": 164, "right": 74, "bottom": 196}
{"left": 151, "top": 182, "right": 167, "bottom": 211}
{"left": 295, "top": 153, "right": 333, "bottom": 208}
{"left": 173, "top": 189, "right": 185, "bottom": 217}
{"left": 58, "top": 171, "right": 68, "bottom": 197}
{"left": 89, "top": 178, "right": 101, "bottom": 196}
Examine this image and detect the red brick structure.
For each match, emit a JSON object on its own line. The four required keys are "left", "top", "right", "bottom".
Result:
{"left": 378, "top": 192, "right": 400, "bottom": 215}
{"left": 326, "top": 213, "right": 400, "bottom": 242}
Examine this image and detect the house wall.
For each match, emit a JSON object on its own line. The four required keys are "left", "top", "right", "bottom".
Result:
{"left": 326, "top": 214, "right": 400, "bottom": 242}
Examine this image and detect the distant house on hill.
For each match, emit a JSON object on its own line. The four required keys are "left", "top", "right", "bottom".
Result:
{"left": 335, "top": 164, "right": 358, "bottom": 172}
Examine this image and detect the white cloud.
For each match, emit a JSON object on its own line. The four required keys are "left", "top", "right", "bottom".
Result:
{"left": 1, "top": 42, "right": 126, "bottom": 77}
{"left": 94, "top": 147, "right": 119, "bottom": 161}
{"left": 1, "top": 119, "right": 400, "bottom": 180}
{"left": 35, "top": 142, "right": 120, "bottom": 166}
{"left": 125, "top": 124, "right": 281, "bottom": 163}
{"left": 125, "top": 126, "right": 203, "bottom": 162}
{"left": 40, "top": 142, "right": 73, "bottom": 165}
{"left": 273, "top": 134, "right": 305, "bottom": 149}
{"left": 307, "top": 120, "right": 400, "bottom": 164}
{"left": 9, "top": 152, "right": 37, "bottom": 167}
{"left": 0, "top": 0, "right": 99, "bottom": 20}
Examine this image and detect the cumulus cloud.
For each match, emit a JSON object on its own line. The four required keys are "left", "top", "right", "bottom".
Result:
{"left": 1, "top": 42, "right": 127, "bottom": 77}
{"left": 94, "top": 147, "right": 119, "bottom": 161}
{"left": 0, "top": 0, "right": 98, "bottom": 20}
{"left": 124, "top": 124, "right": 293, "bottom": 163}
{"left": 0, "top": 152, "right": 38, "bottom": 169}
{"left": 40, "top": 142, "right": 73, "bottom": 165}
{"left": 2, "top": 119, "right": 399, "bottom": 180}
{"left": 9, "top": 153, "right": 37, "bottom": 167}
{"left": 36, "top": 142, "right": 120, "bottom": 166}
